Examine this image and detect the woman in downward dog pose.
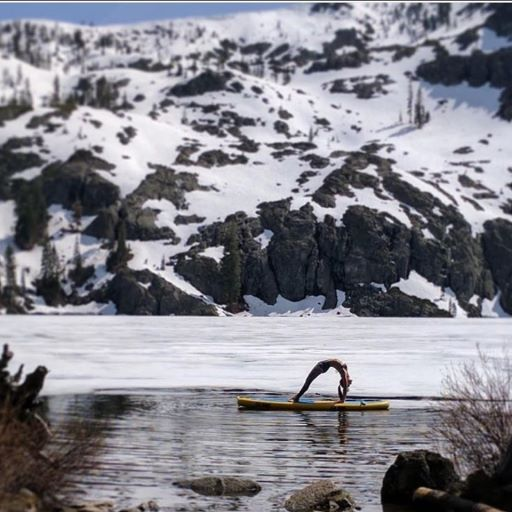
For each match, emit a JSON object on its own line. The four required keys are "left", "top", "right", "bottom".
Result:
{"left": 290, "top": 359, "right": 352, "bottom": 403}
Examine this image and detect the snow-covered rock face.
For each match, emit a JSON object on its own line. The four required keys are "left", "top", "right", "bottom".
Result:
{"left": 0, "top": 3, "right": 511, "bottom": 317}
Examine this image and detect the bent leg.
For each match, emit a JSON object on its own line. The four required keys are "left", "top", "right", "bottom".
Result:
{"left": 291, "top": 364, "right": 324, "bottom": 402}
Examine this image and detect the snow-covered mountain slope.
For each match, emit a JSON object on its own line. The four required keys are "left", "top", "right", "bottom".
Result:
{"left": 0, "top": 3, "right": 511, "bottom": 317}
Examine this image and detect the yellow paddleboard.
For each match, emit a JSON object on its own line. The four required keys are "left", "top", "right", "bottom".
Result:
{"left": 237, "top": 395, "right": 390, "bottom": 411}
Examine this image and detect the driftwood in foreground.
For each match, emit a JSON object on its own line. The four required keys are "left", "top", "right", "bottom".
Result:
{"left": 412, "top": 486, "right": 505, "bottom": 512}
{"left": 0, "top": 343, "right": 48, "bottom": 420}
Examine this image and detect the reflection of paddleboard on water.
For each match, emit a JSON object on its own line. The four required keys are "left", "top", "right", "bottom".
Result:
{"left": 237, "top": 395, "right": 390, "bottom": 411}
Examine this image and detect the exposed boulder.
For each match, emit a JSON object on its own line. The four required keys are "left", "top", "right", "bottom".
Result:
{"left": 169, "top": 70, "right": 233, "bottom": 97}
{"left": 196, "top": 149, "right": 248, "bottom": 167}
{"left": 174, "top": 214, "right": 205, "bottom": 225}
{"left": 285, "top": 480, "right": 356, "bottom": 512}
{"left": 381, "top": 450, "right": 460, "bottom": 505}
{"left": 459, "top": 469, "right": 512, "bottom": 512}
{"left": 107, "top": 269, "right": 217, "bottom": 316}
{"left": 118, "top": 500, "right": 159, "bottom": 512}
{"left": 274, "top": 119, "right": 291, "bottom": 137}
{"left": 174, "top": 476, "right": 261, "bottom": 497}
{"left": 299, "top": 154, "right": 330, "bottom": 169}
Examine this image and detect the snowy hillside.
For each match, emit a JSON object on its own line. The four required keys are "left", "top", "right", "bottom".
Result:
{"left": 0, "top": 2, "right": 511, "bottom": 317}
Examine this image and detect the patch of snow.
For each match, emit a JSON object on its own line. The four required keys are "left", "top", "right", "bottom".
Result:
{"left": 391, "top": 271, "right": 452, "bottom": 312}
{"left": 255, "top": 229, "right": 273, "bottom": 249}
{"left": 0, "top": 201, "right": 16, "bottom": 244}
{"left": 199, "top": 246, "right": 224, "bottom": 263}
{"left": 244, "top": 290, "right": 352, "bottom": 317}
{"left": 482, "top": 293, "right": 511, "bottom": 318}
{"left": 31, "top": 301, "right": 117, "bottom": 315}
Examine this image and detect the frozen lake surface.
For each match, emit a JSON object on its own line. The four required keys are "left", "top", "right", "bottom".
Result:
{"left": 1, "top": 316, "right": 510, "bottom": 397}
{"left": 1, "top": 317, "right": 510, "bottom": 511}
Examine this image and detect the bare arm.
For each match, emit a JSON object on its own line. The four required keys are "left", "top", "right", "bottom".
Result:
{"left": 338, "top": 382, "right": 347, "bottom": 402}
{"left": 337, "top": 367, "right": 351, "bottom": 402}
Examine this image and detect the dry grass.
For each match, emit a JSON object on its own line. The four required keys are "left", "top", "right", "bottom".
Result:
{"left": 433, "top": 346, "right": 512, "bottom": 475}
{"left": 0, "top": 401, "right": 104, "bottom": 499}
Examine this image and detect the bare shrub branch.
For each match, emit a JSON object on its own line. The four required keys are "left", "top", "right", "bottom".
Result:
{"left": 433, "top": 346, "right": 512, "bottom": 475}
{"left": 0, "top": 343, "right": 106, "bottom": 503}
{"left": 0, "top": 403, "right": 105, "bottom": 499}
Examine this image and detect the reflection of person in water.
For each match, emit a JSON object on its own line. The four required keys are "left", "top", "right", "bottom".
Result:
{"left": 290, "top": 359, "right": 352, "bottom": 403}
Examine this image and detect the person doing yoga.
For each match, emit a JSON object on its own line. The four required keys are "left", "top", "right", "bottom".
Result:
{"left": 290, "top": 359, "right": 352, "bottom": 403}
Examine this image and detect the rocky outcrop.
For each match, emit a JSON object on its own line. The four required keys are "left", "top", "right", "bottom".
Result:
{"left": 285, "top": 480, "right": 356, "bottom": 512}
{"left": 328, "top": 74, "right": 393, "bottom": 98}
{"left": 107, "top": 269, "right": 217, "bottom": 316}
{"left": 381, "top": 450, "right": 460, "bottom": 505}
{"left": 417, "top": 47, "right": 512, "bottom": 120}
{"left": 344, "top": 286, "right": 451, "bottom": 317}
{"left": 175, "top": 255, "right": 225, "bottom": 304}
{"left": 86, "top": 164, "right": 211, "bottom": 242}
{"left": 342, "top": 205, "right": 411, "bottom": 288}
{"left": 482, "top": 218, "right": 512, "bottom": 314}
{"left": 306, "top": 50, "right": 369, "bottom": 74}
{"left": 174, "top": 476, "right": 261, "bottom": 497}
{"left": 38, "top": 150, "right": 119, "bottom": 215}
{"left": 169, "top": 70, "right": 233, "bottom": 97}
{"left": 485, "top": 3, "right": 512, "bottom": 37}
{"left": 312, "top": 151, "right": 388, "bottom": 206}
{"left": 130, "top": 163, "right": 210, "bottom": 209}
{"left": 0, "top": 140, "right": 46, "bottom": 199}
{"left": 267, "top": 204, "right": 319, "bottom": 301}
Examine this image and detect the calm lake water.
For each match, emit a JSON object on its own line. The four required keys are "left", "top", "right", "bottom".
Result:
{"left": 1, "top": 316, "right": 510, "bottom": 511}
{"left": 48, "top": 389, "right": 436, "bottom": 512}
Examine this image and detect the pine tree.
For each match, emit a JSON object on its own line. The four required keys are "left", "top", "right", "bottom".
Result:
{"left": 15, "top": 180, "right": 48, "bottom": 250}
{"left": 5, "top": 245, "right": 17, "bottom": 292}
{"left": 73, "top": 235, "right": 82, "bottom": 273}
{"left": 308, "top": 126, "right": 314, "bottom": 143}
{"left": 40, "top": 239, "right": 60, "bottom": 283}
{"left": 106, "top": 217, "right": 132, "bottom": 272}
{"left": 51, "top": 74, "right": 60, "bottom": 106}
{"left": 407, "top": 79, "right": 414, "bottom": 124}
{"left": 220, "top": 222, "right": 242, "bottom": 311}
{"left": 72, "top": 199, "right": 82, "bottom": 228}
{"left": 414, "top": 85, "right": 429, "bottom": 128}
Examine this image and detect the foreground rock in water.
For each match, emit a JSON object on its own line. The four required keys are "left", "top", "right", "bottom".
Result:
{"left": 174, "top": 476, "right": 261, "bottom": 496}
{"left": 55, "top": 501, "right": 115, "bottom": 512}
{"left": 381, "top": 450, "right": 460, "bottom": 505}
{"left": 0, "top": 494, "right": 158, "bottom": 512}
{"left": 284, "top": 480, "right": 357, "bottom": 512}
{"left": 459, "top": 469, "right": 512, "bottom": 511}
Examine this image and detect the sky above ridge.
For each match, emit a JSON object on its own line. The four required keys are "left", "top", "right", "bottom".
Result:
{"left": 0, "top": 2, "right": 297, "bottom": 25}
